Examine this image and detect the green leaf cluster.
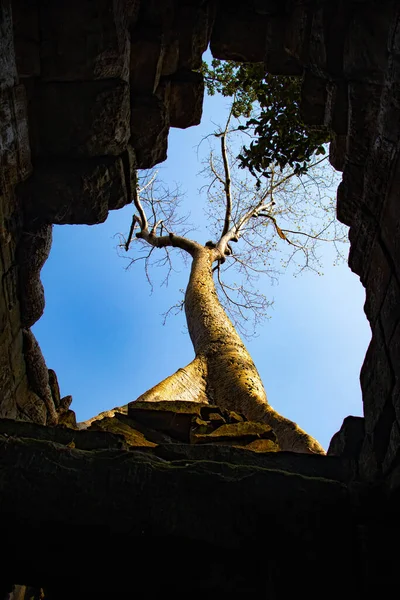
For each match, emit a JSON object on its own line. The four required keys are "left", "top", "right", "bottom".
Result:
{"left": 201, "top": 59, "right": 330, "bottom": 178}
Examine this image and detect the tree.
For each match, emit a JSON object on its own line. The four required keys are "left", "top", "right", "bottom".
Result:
{"left": 119, "top": 109, "right": 346, "bottom": 455}
{"left": 201, "top": 59, "right": 330, "bottom": 179}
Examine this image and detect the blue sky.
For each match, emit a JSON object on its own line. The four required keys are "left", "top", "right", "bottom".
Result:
{"left": 33, "top": 85, "right": 371, "bottom": 451}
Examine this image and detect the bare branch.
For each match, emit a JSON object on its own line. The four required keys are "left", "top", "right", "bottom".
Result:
{"left": 150, "top": 219, "right": 164, "bottom": 236}
{"left": 213, "top": 104, "right": 236, "bottom": 242}
{"left": 280, "top": 219, "right": 346, "bottom": 243}
{"left": 125, "top": 215, "right": 141, "bottom": 251}
{"left": 219, "top": 130, "right": 233, "bottom": 238}
{"left": 118, "top": 102, "right": 346, "bottom": 339}
{"left": 162, "top": 289, "right": 186, "bottom": 325}
{"left": 209, "top": 151, "right": 225, "bottom": 186}
{"left": 133, "top": 181, "right": 148, "bottom": 231}
{"left": 137, "top": 230, "right": 199, "bottom": 256}
{"left": 138, "top": 170, "right": 157, "bottom": 194}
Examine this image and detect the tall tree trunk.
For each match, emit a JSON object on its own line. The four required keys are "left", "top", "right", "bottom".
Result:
{"left": 138, "top": 247, "right": 325, "bottom": 454}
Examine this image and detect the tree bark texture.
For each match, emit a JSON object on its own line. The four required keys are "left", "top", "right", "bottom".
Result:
{"left": 137, "top": 247, "right": 325, "bottom": 454}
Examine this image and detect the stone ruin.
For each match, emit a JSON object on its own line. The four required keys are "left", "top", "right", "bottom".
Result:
{"left": 1, "top": 0, "right": 400, "bottom": 597}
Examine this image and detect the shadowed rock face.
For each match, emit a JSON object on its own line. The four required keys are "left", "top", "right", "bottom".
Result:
{"left": 0, "top": 415, "right": 385, "bottom": 598}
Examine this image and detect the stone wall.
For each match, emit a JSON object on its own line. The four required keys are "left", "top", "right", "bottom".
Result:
{"left": 0, "top": 0, "right": 37, "bottom": 422}
{"left": 1, "top": 0, "right": 400, "bottom": 485}
{"left": 0, "top": 0, "right": 209, "bottom": 424}
{"left": 0, "top": 418, "right": 372, "bottom": 598}
{"left": 209, "top": 1, "right": 400, "bottom": 485}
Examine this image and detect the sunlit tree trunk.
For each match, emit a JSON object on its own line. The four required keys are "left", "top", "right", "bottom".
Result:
{"left": 137, "top": 247, "right": 325, "bottom": 454}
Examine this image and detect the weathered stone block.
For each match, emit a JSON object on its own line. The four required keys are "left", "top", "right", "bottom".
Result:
{"left": 383, "top": 418, "right": 400, "bottom": 475}
{"left": 377, "top": 82, "right": 400, "bottom": 144}
{"left": 22, "top": 329, "right": 49, "bottom": 398}
{"left": 12, "top": 0, "right": 40, "bottom": 78}
{"left": 58, "top": 408, "right": 77, "bottom": 428}
{"left": 328, "top": 416, "right": 365, "bottom": 461}
{"left": 344, "top": 3, "right": 392, "bottom": 85}
{"left": 266, "top": 15, "right": 303, "bottom": 75}
{"left": 306, "top": 3, "right": 351, "bottom": 79}
{"left": 22, "top": 328, "right": 58, "bottom": 425}
{"left": 358, "top": 432, "right": 381, "bottom": 481}
{"left": 388, "top": 326, "right": 400, "bottom": 419}
{"left": 0, "top": 0, "right": 17, "bottom": 90}
{"left": 347, "top": 210, "right": 379, "bottom": 284}
{"left": 130, "top": 27, "right": 165, "bottom": 94}
{"left": 300, "top": 71, "right": 327, "bottom": 126}
{"left": 38, "top": 0, "right": 130, "bottom": 82}
{"left": 211, "top": 4, "right": 268, "bottom": 62}
{"left": 0, "top": 288, "right": 8, "bottom": 347}
{"left": 347, "top": 82, "right": 383, "bottom": 167}
{"left": 59, "top": 395, "right": 73, "bottom": 413}
{"left": 110, "top": 144, "right": 137, "bottom": 210}
{"left": 17, "top": 224, "right": 52, "bottom": 328}
{"left": 2, "top": 264, "right": 18, "bottom": 314}
{"left": 48, "top": 369, "right": 60, "bottom": 409}
{"left": 362, "top": 239, "right": 391, "bottom": 327}
{"left": 372, "top": 396, "right": 396, "bottom": 468}
{"left": 11, "top": 84, "right": 32, "bottom": 182}
{"left": 379, "top": 153, "right": 400, "bottom": 283}
{"left": 325, "top": 3, "right": 353, "bottom": 78}
{"left": 20, "top": 156, "right": 131, "bottom": 225}
{"left": 1, "top": 392, "right": 18, "bottom": 419}
{"left": 190, "top": 421, "right": 277, "bottom": 447}
{"left": 89, "top": 416, "right": 158, "bottom": 448}
{"left": 336, "top": 163, "right": 365, "bottom": 229}
{"left": 381, "top": 277, "right": 400, "bottom": 345}
{"left": 361, "top": 143, "right": 397, "bottom": 224}
{"left": 0, "top": 417, "right": 130, "bottom": 451}
{"left": 130, "top": 93, "right": 170, "bottom": 168}
{"left": 0, "top": 85, "right": 32, "bottom": 189}
{"left": 360, "top": 323, "right": 394, "bottom": 435}
{"left": 1, "top": 265, "right": 23, "bottom": 358}
{"left": 128, "top": 400, "right": 210, "bottom": 443}
{"left": 329, "top": 134, "right": 347, "bottom": 172}
{"left": 9, "top": 330, "right": 26, "bottom": 390}
{"left": 154, "top": 439, "right": 354, "bottom": 482}
{"left": 139, "top": 0, "right": 174, "bottom": 28}
{"left": 393, "top": 378, "right": 400, "bottom": 432}
{"left": 176, "top": 2, "right": 212, "bottom": 70}
{"left": 325, "top": 81, "right": 348, "bottom": 135}
{"left": 0, "top": 349, "right": 17, "bottom": 419}
{"left": 308, "top": 7, "right": 327, "bottom": 77}
{"left": 169, "top": 69, "right": 204, "bottom": 129}
{"left": 161, "top": 37, "right": 179, "bottom": 77}
{"left": 30, "top": 80, "right": 130, "bottom": 158}
{"left": 284, "top": 1, "right": 311, "bottom": 65}
{"left": 0, "top": 431, "right": 362, "bottom": 597}
{"left": 19, "top": 277, "right": 44, "bottom": 330}
{"left": 349, "top": 209, "right": 378, "bottom": 281}
{"left": 15, "top": 381, "right": 47, "bottom": 425}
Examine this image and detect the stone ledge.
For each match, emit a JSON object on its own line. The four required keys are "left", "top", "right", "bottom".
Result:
{"left": 0, "top": 415, "right": 357, "bottom": 482}
{"left": 0, "top": 429, "right": 374, "bottom": 597}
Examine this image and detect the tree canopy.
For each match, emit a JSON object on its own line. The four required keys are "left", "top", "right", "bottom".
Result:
{"left": 201, "top": 59, "right": 330, "bottom": 179}
{"left": 119, "top": 107, "right": 345, "bottom": 338}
